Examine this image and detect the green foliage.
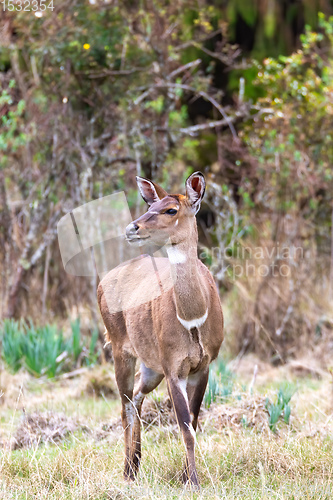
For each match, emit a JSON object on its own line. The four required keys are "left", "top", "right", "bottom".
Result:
{"left": 0, "top": 319, "right": 99, "bottom": 378}
{"left": 266, "top": 399, "right": 284, "bottom": 432}
{"left": 22, "top": 324, "right": 66, "bottom": 377}
{"left": 205, "top": 372, "right": 220, "bottom": 409}
{"left": 70, "top": 318, "right": 83, "bottom": 364}
{"left": 88, "top": 330, "right": 99, "bottom": 366}
{"left": 266, "top": 383, "right": 296, "bottom": 432}
{"left": 0, "top": 83, "right": 28, "bottom": 168}
{"left": 145, "top": 96, "right": 165, "bottom": 114}
{"left": 241, "top": 13, "right": 333, "bottom": 235}
{"left": 1, "top": 319, "right": 25, "bottom": 373}
{"left": 204, "top": 358, "right": 234, "bottom": 408}
{"left": 0, "top": 0, "right": 228, "bottom": 212}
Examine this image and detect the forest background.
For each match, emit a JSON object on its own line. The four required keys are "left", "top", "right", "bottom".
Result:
{"left": 1, "top": 0, "right": 333, "bottom": 367}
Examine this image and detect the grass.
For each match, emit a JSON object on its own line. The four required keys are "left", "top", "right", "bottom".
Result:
{"left": 0, "top": 319, "right": 99, "bottom": 378}
{"left": 0, "top": 357, "right": 332, "bottom": 499}
{"left": 1, "top": 423, "right": 333, "bottom": 499}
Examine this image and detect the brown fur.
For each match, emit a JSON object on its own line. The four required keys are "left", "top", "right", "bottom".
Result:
{"left": 97, "top": 173, "right": 224, "bottom": 487}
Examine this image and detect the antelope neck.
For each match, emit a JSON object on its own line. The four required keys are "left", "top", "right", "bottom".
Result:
{"left": 166, "top": 242, "right": 208, "bottom": 324}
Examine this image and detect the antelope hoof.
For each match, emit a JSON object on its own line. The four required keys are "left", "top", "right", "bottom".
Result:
{"left": 124, "top": 465, "right": 138, "bottom": 482}
{"left": 181, "top": 467, "right": 200, "bottom": 490}
{"left": 184, "top": 480, "right": 200, "bottom": 492}
{"left": 124, "top": 472, "right": 136, "bottom": 483}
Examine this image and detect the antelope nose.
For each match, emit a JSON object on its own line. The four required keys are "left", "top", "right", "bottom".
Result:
{"left": 126, "top": 222, "right": 139, "bottom": 237}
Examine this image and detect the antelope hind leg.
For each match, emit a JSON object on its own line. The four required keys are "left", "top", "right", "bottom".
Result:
{"left": 187, "top": 370, "right": 209, "bottom": 431}
{"left": 131, "top": 363, "right": 164, "bottom": 474}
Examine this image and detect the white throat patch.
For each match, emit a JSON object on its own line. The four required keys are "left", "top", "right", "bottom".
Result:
{"left": 177, "top": 309, "right": 208, "bottom": 330}
{"left": 166, "top": 246, "right": 187, "bottom": 264}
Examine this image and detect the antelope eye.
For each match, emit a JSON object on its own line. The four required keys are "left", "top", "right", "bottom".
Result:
{"left": 165, "top": 208, "right": 177, "bottom": 215}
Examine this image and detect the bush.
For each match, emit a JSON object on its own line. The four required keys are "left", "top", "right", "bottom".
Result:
{"left": 226, "top": 14, "right": 333, "bottom": 360}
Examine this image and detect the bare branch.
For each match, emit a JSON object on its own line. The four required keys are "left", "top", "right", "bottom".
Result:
{"left": 180, "top": 106, "right": 254, "bottom": 135}
{"left": 167, "top": 59, "right": 202, "bottom": 80}
{"left": 108, "top": 156, "right": 136, "bottom": 166}
{"left": 191, "top": 41, "right": 241, "bottom": 66}
{"left": 180, "top": 117, "right": 236, "bottom": 135}
{"left": 147, "top": 82, "right": 238, "bottom": 138}
{"left": 133, "top": 89, "right": 151, "bottom": 106}
{"left": 75, "top": 68, "right": 144, "bottom": 79}
{"left": 173, "top": 29, "right": 222, "bottom": 52}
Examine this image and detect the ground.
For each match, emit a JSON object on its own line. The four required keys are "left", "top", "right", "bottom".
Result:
{"left": 0, "top": 355, "right": 332, "bottom": 499}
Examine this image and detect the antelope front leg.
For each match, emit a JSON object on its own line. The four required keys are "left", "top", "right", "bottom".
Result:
{"left": 167, "top": 376, "right": 199, "bottom": 488}
{"left": 180, "top": 370, "right": 209, "bottom": 483}
{"left": 113, "top": 351, "right": 137, "bottom": 481}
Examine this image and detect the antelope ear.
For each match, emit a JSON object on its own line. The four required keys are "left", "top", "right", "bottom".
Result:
{"left": 136, "top": 176, "right": 168, "bottom": 206}
{"left": 185, "top": 172, "right": 206, "bottom": 214}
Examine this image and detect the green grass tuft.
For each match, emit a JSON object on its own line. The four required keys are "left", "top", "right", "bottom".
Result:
{"left": 0, "top": 318, "right": 99, "bottom": 378}
{"left": 204, "top": 358, "right": 234, "bottom": 408}
{"left": 266, "top": 383, "right": 297, "bottom": 432}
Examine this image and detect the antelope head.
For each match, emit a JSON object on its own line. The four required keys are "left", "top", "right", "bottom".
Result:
{"left": 125, "top": 172, "right": 206, "bottom": 248}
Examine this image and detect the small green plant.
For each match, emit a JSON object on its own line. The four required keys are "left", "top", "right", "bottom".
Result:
{"left": 69, "top": 318, "right": 83, "bottom": 363}
{"left": 266, "top": 398, "right": 284, "bottom": 432}
{"left": 87, "top": 329, "right": 99, "bottom": 366}
{"left": 266, "top": 383, "right": 296, "bottom": 432}
{"left": 204, "top": 358, "right": 234, "bottom": 408}
{"left": 205, "top": 372, "right": 220, "bottom": 409}
{"left": 241, "top": 415, "right": 248, "bottom": 428}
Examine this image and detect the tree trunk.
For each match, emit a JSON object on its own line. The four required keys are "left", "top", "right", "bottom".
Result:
{"left": 5, "top": 264, "right": 26, "bottom": 318}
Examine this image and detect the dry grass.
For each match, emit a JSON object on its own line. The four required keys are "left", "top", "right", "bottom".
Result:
{"left": 75, "top": 365, "right": 118, "bottom": 399}
{"left": 219, "top": 229, "right": 333, "bottom": 365}
{"left": 9, "top": 412, "right": 84, "bottom": 450}
{"left": 0, "top": 360, "right": 333, "bottom": 499}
